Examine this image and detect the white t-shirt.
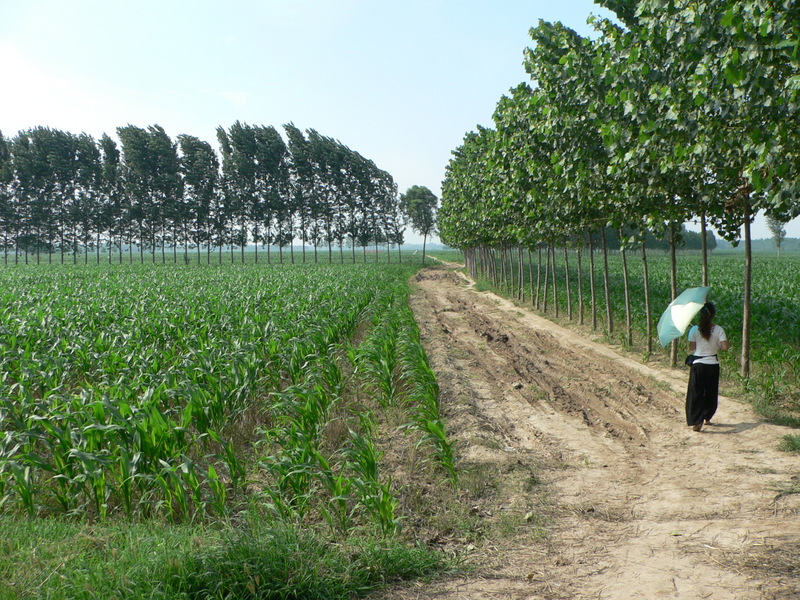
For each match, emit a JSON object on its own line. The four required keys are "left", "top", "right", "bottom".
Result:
{"left": 688, "top": 324, "right": 727, "bottom": 365}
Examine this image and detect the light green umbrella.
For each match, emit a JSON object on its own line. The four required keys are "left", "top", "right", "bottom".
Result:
{"left": 657, "top": 286, "right": 710, "bottom": 347}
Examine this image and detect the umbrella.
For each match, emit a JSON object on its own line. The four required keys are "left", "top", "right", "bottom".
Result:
{"left": 657, "top": 286, "right": 710, "bottom": 347}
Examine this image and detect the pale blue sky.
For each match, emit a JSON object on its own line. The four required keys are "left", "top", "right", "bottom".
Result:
{"left": 1, "top": 0, "right": 796, "bottom": 240}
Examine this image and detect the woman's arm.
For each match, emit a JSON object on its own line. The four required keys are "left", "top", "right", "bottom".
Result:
{"left": 720, "top": 340, "right": 731, "bottom": 351}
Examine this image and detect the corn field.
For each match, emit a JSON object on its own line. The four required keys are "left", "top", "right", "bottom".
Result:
{"left": 0, "top": 261, "right": 455, "bottom": 532}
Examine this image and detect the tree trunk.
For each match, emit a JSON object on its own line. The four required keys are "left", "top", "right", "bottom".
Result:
{"left": 528, "top": 248, "right": 535, "bottom": 308}
{"left": 266, "top": 222, "right": 272, "bottom": 265}
{"left": 576, "top": 243, "right": 584, "bottom": 326}
{"left": 551, "top": 244, "right": 559, "bottom": 318}
{"left": 254, "top": 222, "right": 259, "bottom": 264}
{"left": 302, "top": 224, "right": 307, "bottom": 263}
{"left": 601, "top": 229, "right": 612, "bottom": 336}
{"left": 543, "top": 244, "right": 550, "bottom": 314}
{"left": 741, "top": 202, "right": 752, "bottom": 378}
{"left": 499, "top": 245, "right": 506, "bottom": 291}
{"left": 589, "top": 234, "right": 597, "bottom": 330}
{"left": 642, "top": 242, "right": 653, "bottom": 356}
{"left": 619, "top": 229, "right": 632, "bottom": 346}
{"left": 669, "top": 222, "right": 678, "bottom": 367}
{"left": 329, "top": 218, "right": 334, "bottom": 264}
{"left": 701, "top": 212, "right": 709, "bottom": 286}
{"left": 536, "top": 245, "right": 542, "bottom": 310}
{"left": 563, "top": 243, "right": 572, "bottom": 320}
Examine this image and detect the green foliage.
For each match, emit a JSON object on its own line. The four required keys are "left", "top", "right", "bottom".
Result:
{"left": 472, "top": 250, "right": 800, "bottom": 420}
{"left": 0, "top": 516, "right": 446, "bottom": 600}
{"left": 778, "top": 435, "right": 800, "bottom": 454}
{"left": 170, "top": 524, "right": 445, "bottom": 600}
{"left": 0, "top": 261, "right": 451, "bottom": 527}
{"left": 0, "top": 257, "right": 457, "bottom": 598}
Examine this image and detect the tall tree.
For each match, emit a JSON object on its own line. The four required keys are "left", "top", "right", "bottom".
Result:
{"left": 99, "top": 134, "right": 124, "bottom": 262}
{"left": 254, "top": 125, "right": 290, "bottom": 263}
{"left": 72, "top": 133, "right": 102, "bottom": 263}
{"left": 284, "top": 123, "right": 313, "bottom": 263}
{"left": 218, "top": 122, "right": 257, "bottom": 263}
{"left": 178, "top": 134, "right": 219, "bottom": 263}
{"left": 766, "top": 215, "right": 787, "bottom": 257}
{"left": 400, "top": 185, "right": 437, "bottom": 264}
{"left": 0, "top": 131, "right": 13, "bottom": 263}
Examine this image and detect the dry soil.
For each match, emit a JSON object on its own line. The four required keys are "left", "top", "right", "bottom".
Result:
{"left": 392, "top": 264, "right": 800, "bottom": 600}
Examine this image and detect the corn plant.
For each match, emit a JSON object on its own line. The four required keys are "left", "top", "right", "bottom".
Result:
{"left": 395, "top": 307, "right": 458, "bottom": 486}
{"left": 345, "top": 419, "right": 402, "bottom": 535}
{"left": 313, "top": 450, "right": 355, "bottom": 535}
{"left": 0, "top": 261, "right": 445, "bottom": 530}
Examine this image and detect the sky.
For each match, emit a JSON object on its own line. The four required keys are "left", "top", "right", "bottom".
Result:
{"left": 1, "top": 0, "right": 797, "bottom": 243}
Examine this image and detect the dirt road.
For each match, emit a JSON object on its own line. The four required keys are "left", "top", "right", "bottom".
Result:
{"left": 400, "top": 265, "right": 800, "bottom": 599}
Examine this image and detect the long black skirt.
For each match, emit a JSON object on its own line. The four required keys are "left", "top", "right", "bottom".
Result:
{"left": 685, "top": 363, "right": 721, "bottom": 426}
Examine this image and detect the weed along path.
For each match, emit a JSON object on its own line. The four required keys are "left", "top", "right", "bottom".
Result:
{"left": 397, "top": 264, "right": 800, "bottom": 600}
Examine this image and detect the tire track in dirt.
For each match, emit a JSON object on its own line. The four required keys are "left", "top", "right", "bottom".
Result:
{"left": 396, "top": 266, "right": 800, "bottom": 600}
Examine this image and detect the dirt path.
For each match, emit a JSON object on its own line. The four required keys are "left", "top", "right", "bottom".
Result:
{"left": 399, "top": 265, "right": 800, "bottom": 600}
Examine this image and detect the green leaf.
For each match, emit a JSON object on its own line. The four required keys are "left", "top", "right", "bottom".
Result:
{"left": 724, "top": 65, "right": 744, "bottom": 85}
{"left": 623, "top": 100, "right": 636, "bottom": 116}
{"left": 720, "top": 8, "right": 736, "bottom": 28}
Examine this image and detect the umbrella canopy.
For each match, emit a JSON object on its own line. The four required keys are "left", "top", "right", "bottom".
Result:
{"left": 657, "top": 286, "right": 711, "bottom": 347}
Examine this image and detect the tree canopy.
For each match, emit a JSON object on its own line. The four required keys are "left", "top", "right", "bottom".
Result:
{"left": 0, "top": 123, "right": 403, "bottom": 264}
{"left": 439, "top": 0, "right": 800, "bottom": 376}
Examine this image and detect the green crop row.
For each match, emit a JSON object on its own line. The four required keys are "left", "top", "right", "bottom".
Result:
{"left": 0, "top": 261, "right": 457, "bottom": 531}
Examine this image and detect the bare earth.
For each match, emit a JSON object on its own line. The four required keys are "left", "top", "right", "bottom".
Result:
{"left": 396, "top": 265, "right": 800, "bottom": 600}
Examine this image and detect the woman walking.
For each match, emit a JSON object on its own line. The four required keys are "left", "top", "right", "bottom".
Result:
{"left": 686, "top": 302, "right": 731, "bottom": 432}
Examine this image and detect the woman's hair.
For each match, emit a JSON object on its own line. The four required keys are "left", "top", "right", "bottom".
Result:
{"left": 698, "top": 301, "right": 716, "bottom": 340}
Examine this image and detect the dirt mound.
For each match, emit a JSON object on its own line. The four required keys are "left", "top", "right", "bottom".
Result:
{"left": 395, "top": 265, "right": 800, "bottom": 600}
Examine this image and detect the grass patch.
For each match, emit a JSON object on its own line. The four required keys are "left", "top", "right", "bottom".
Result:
{"left": 0, "top": 516, "right": 219, "bottom": 600}
{"left": 170, "top": 524, "right": 446, "bottom": 600}
{"left": 778, "top": 435, "right": 800, "bottom": 453}
{"left": 749, "top": 396, "right": 800, "bottom": 428}
{"left": 425, "top": 250, "right": 464, "bottom": 264}
{"left": 0, "top": 516, "right": 448, "bottom": 600}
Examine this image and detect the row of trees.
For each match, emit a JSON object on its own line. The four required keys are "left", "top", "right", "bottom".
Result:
{"left": 439, "top": 0, "right": 800, "bottom": 376}
{"left": 0, "top": 122, "right": 433, "bottom": 265}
